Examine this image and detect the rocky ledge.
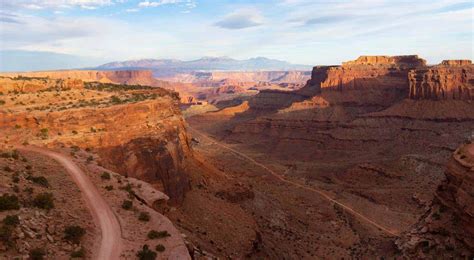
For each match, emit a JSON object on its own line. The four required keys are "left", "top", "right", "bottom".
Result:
{"left": 397, "top": 142, "right": 474, "bottom": 258}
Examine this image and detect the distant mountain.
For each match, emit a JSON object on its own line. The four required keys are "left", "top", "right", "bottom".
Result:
{"left": 95, "top": 57, "right": 311, "bottom": 77}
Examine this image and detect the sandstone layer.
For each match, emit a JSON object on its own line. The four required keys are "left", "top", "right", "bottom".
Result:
{"left": 0, "top": 76, "right": 192, "bottom": 204}
{"left": 408, "top": 61, "right": 473, "bottom": 100}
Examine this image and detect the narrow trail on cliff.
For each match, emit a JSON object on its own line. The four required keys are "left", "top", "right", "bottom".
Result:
{"left": 17, "top": 146, "right": 123, "bottom": 260}
{"left": 188, "top": 126, "right": 400, "bottom": 237}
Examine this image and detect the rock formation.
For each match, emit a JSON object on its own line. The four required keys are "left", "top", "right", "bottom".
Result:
{"left": 0, "top": 76, "right": 192, "bottom": 204}
{"left": 0, "top": 70, "right": 174, "bottom": 89}
{"left": 397, "top": 142, "right": 474, "bottom": 258}
{"left": 342, "top": 55, "right": 427, "bottom": 68}
{"left": 408, "top": 60, "right": 473, "bottom": 100}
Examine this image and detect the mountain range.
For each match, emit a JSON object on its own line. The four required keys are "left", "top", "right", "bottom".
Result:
{"left": 95, "top": 57, "right": 312, "bottom": 77}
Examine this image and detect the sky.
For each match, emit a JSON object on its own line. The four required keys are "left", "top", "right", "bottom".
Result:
{"left": 0, "top": 0, "right": 472, "bottom": 71}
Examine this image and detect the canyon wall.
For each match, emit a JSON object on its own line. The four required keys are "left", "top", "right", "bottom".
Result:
{"left": 163, "top": 71, "right": 311, "bottom": 84}
{"left": 408, "top": 60, "right": 473, "bottom": 100}
{"left": 0, "top": 77, "right": 192, "bottom": 204}
{"left": 397, "top": 143, "right": 474, "bottom": 258}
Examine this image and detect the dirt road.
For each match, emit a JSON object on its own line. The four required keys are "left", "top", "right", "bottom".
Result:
{"left": 18, "top": 146, "right": 122, "bottom": 259}
{"left": 189, "top": 126, "right": 400, "bottom": 237}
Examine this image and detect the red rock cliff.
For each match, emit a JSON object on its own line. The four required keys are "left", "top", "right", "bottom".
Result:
{"left": 408, "top": 61, "right": 473, "bottom": 100}
{"left": 397, "top": 142, "right": 474, "bottom": 258}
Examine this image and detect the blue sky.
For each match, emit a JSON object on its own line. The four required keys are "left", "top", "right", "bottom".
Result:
{"left": 0, "top": 0, "right": 472, "bottom": 71}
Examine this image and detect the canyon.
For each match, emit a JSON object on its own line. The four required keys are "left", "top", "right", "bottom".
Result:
{"left": 0, "top": 54, "right": 473, "bottom": 259}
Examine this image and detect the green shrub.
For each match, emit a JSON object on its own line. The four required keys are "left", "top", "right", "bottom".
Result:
{"left": 38, "top": 128, "right": 49, "bottom": 139}
{"left": 27, "top": 175, "right": 49, "bottom": 187}
{"left": 155, "top": 244, "right": 165, "bottom": 252}
{"left": 64, "top": 225, "right": 86, "bottom": 244}
{"left": 70, "top": 247, "right": 85, "bottom": 258}
{"left": 147, "top": 230, "right": 170, "bottom": 239}
{"left": 121, "top": 200, "right": 133, "bottom": 210}
{"left": 0, "top": 194, "right": 20, "bottom": 211}
{"left": 101, "top": 172, "right": 111, "bottom": 180}
{"left": 29, "top": 247, "right": 46, "bottom": 260}
{"left": 138, "top": 212, "right": 150, "bottom": 222}
{"left": 33, "top": 192, "right": 54, "bottom": 210}
{"left": 0, "top": 225, "right": 13, "bottom": 244}
{"left": 2, "top": 215, "right": 19, "bottom": 226}
{"left": 136, "top": 245, "right": 156, "bottom": 260}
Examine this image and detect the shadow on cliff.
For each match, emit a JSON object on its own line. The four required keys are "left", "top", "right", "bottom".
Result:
{"left": 230, "top": 73, "right": 410, "bottom": 121}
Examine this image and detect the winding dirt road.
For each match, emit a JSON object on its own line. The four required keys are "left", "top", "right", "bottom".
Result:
{"left": 18, "top": 146, "right": 122, "bottom": 260}
{"left": 189, "top": 126, "right": 400, "bottom": 237}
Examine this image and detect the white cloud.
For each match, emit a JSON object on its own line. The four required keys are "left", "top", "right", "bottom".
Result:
{"left": 3, "top": 0, "right": 116, "bottom": 10}
{"left": 125, "top": 8, "right": 139, "bottom": 12}
{"left": 138, "top": 0, "right": 182, "bottom": 8}
{"left": 214, "top": 8, "right": 264, "bottom": 30}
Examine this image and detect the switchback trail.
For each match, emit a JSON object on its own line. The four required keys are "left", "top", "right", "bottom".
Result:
{"left": 188, "top": 126, "right": 400, "bottom": 237}
{"left": 18, "top": 146, "right": 123, "bottom": 260}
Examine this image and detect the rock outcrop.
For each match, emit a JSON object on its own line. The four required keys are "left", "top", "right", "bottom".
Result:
{"left": 408, "top": 60, "right": 473, "bottom": 100}
{"left": 397, "top": 142, "right": 474, "bottom": 258}
{"left": 0, "top": 77, "right": 192, "bottom": 204}
{"left": 0, "top": 70, "right": 174, "bottom": 89}
{"left": 342, "top": 55, "right": 427, "bottom": 68}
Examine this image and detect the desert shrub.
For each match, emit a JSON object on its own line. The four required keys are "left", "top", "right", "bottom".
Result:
{"left": 101, "top": 172, "right": 111, "bottom": 180}
{"left": 25, "top": 165, "right": 32, "bottom": 170}
{"left": 104, "top": 185, "right": 114, "bottom": 191}
{"left": 27, "top": 175, "right": 49, "bottom": 187}
{"left": 2, "top": 215, "right": 19, "bottom": 226}
{"left": 0, "top": 194, "right": 20, "bottom": 211}
{"left": 0, "top": 225, "right": 13, "bottom": 244}
{"left": 33, "top": 192, "right": 54, "bottom": 210}
{"left": 11, "top": 150, "right": 20, "bottom": 160}
{"left": 3, "top": 166, "right": 13, "bottom": 172}
{"left": 38, "top": 128, "right": 49, "bottom": 139}
{"left": 72, "top": 130, "right": 78, "bottom": 135}
{"left": 70, "top": 247, "right": 85, "bottom": 258}
{"left": 0, "top": 100, "right": 5, "bottom": 105}
{"left": 121, "top": 200, "right": 133, "bottom": 210}
{"left": 14, "top": 125, "right": 21, "bottom": 129}
{"left": 86, "top": 156, "right": 94, "bottom": 163}
{"left": 136, "top": 245, "right": 156, "bottom": 260}
{"left": 155, "top": 244, "right": 165, "bottom": 252}
{"left": 24, "top": 187, "right": 34, "bottom": 194}
{"left": 29, "top": 247, "right": 46, "bottom": 260}
{"left": 147, "top": 230, "right": 170, "bottom": 239}
{"left": 138, "top": 212, "right": 150, "bottom": 222}
{"left": 64, "top": 225, "right": 86, "bottom": 244}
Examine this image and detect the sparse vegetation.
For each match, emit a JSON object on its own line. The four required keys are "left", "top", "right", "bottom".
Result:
{"left": 136, "top": 244, "right": 157, "bottom": 260}
{"left": 64, "top": 225, "right": 86, "bottom": 244}
{"left": 29, "top": 247, "right": 46, "bottom": 260}
{"left": 155, "top": 244, "right": 165, "bottom": 252}
{"left": 147, "top": 230, "right": 170, "bottom": 239}
{"left": 70, "top": 247, "right": 86, "bottom": 258}
{"left": 38, "top": 128, "right": 49, "bottom": 139}
{"left": 2, "top": 215, "right": 20, "bottom": 226}
{"left": 138, "top": 212, "right": 151, "bottom": 222}
{"left": 121, "top": 200, "right": 133, "bottom": 210}
{"left": 104, "top": 185, "right": 114, "bottom": 191}
{"left": 33, "top": 192, "right": 54, "bottom": 210}
{"left": 0, "top": 194, "right": 20, "bottom": 211}
{"left": 101, "top": 172, "right": 111, "bottom": 180}
{"left": 27, "top": 175, "right": 49, "bottom": 187}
